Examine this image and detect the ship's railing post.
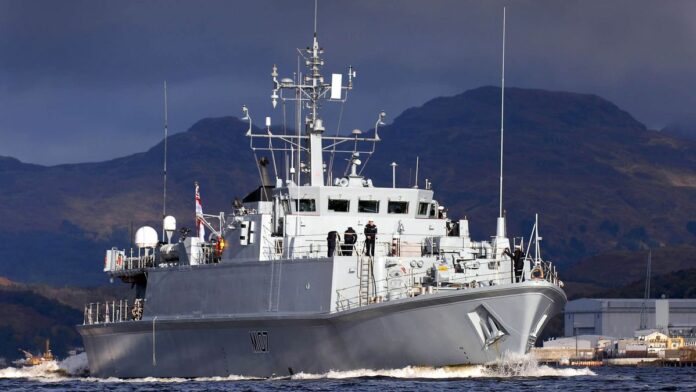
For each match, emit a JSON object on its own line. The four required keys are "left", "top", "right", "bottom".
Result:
{"left": 96, "top": 302, "right": 100, "bottom": 324}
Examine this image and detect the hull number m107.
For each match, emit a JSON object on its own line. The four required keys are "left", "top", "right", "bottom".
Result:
{"left": 250, "top": 331, "right": 269, "bottom": 353}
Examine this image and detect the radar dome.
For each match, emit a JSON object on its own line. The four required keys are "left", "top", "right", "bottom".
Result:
{"left": 135, "top": 226, "right": 158, "bottom": 248}
{"left": 163, "top": 216, "right": 177, "bottom": 232}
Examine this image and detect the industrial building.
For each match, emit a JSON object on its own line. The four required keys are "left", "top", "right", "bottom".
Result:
{"left": 564, "top": 298, "right": 696, "bottom": 338}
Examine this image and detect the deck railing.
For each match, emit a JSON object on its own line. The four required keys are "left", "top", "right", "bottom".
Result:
{"left": 108, "top": 243, "right": 220, "bottom": 274}
{"left": 83, "top": 299, "right": 142, "bottom": 325}
{"left": 334, "top": 259, "right": 563, "bottom": 312}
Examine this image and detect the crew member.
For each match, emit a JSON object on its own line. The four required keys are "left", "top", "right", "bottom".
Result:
{"left": 364, "top": 220, "right": 377, "bottom": 256}
{"left": 504, "top": 246, "right": 526, "bottom": 282}
{"left": 327, "top": 230, "right": 341, "bottom": 257}
{"left": 343, "top": 227, "right": 357, "bottom": 256}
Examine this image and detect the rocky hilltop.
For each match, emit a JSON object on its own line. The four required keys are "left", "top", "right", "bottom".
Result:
{"left": 1, "top": 87, "right": 695, "bottom": 286}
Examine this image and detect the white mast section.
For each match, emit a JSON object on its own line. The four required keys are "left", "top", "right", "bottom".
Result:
{"left": 243, "top": 0, "right": 376, "bottom": 188}
{"left": 496, "top": 7, "right": 507, "bottom": 238}
{"left": 307, "top": 28, "right": 324, "bottom": 186}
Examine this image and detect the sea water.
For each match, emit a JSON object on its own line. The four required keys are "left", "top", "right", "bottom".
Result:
{"left": 1, "top": 353, "right": 694, "bottom": 391}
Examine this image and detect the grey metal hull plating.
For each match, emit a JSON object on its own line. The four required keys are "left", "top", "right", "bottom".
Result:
{"left": 78, "top": 281, "right": 565, "bottom": 378}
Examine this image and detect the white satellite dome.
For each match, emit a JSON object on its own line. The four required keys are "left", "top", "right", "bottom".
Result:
{"left": 163, "top": 216, "right": 177, "bottom": 232}
{"left": 135, "top": 226, "right": 159, "bottom": 248}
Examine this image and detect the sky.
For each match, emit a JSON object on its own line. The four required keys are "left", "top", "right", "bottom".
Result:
{"left": 1, "top": 0, "right": 696, "bottom": 165}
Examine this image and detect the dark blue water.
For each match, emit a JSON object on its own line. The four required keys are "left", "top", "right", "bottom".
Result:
{"left": 1, "top": 364, "right": 695, "bottom": 391}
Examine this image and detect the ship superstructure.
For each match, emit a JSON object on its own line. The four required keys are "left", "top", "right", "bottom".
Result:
{"left": 78, "top": 12, "right": 566, "bottom": 378}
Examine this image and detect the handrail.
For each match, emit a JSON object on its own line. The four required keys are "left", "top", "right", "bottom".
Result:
{"left": 334, "top": 259, "right": 563, "bottom": 312}
{"left": 334, "top": 268, "right": 512, "bottom": 312}
{"left": 109, "top": 243, "right": 220, "bottom": 274}
{"left": 83, "top": 299, "right": 139, "bottom": 325}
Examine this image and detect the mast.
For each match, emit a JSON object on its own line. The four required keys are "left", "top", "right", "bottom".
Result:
{"left": 162, "top": 81, "right": 168, "bottom": 239}
{"left": 305, "top": 0, "right": 325, "bottom": 186}
{"left": 496, "top": 7, "right": 507, "bottom": 238}
{"left": 245, "top": 1, "right": 373, "bottom": 188}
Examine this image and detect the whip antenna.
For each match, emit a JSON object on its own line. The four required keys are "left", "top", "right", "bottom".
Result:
{"left": 496, "top": 7, "right": 507, "bottom": 238}
{"left": 498, "top": 7, "right": 506, "bottom": 219}
{"left": 313, "top": 0, "right": 318, "bottom": 37}
{"left": 162, "top": 81, "right": 168, "bottom": 238}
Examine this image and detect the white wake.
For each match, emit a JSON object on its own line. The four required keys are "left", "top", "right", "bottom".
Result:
{"left": 0, "top": 352, "right": 594, "bottom": 382}
{"left": 291, "top": 354, "right": 595, "bottom": 380}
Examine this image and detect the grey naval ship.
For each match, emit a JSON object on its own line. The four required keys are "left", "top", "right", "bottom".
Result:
{"left": 78, "top": 16, "right": 566, "bottom": 378}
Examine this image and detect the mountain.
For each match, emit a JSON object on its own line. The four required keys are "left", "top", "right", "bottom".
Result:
{"left": 1, "top": 86, "right": 695, "bottom": 286}
{"left": 600, "top": 268, "right": 696, "bottom": 299}
{"left": 0, "top": 117, "right": 258, "bottom": 284}
{"left": 0, "top": 276, "right": 129, "bottom": 361}
{"left": 372, "top": 87, "right": 696, "bottom": 263}
{"left": 0, "top": 276, "right": 82, "bottom": 361}
{"left": 663, "top": 118, "right": 696, "bottom": 142}
{"left": 564, "top": 245, "right": 696, "bottom": 288}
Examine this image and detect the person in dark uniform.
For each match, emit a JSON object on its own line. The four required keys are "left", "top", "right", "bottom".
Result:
{"left": 504, "top": 246, "right": 526, "bottom": 282}
{"left": 327, "top": 230, "right": 341, "bottom": 257}
{"left": 343, "top": 227, "right": 357, "bottom": 256}
{"left": 364, "top": 220, "right": 377, "bottom": 256}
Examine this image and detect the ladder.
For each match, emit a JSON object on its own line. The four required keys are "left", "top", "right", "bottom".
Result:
{"left": 358, "top": 255, "right": 372, "bottom": 306}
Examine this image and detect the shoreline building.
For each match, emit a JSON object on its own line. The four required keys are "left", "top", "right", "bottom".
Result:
{"left": 564, "top": 298, "right": 696, "bottom": 338}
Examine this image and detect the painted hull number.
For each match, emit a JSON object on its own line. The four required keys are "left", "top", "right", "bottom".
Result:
{"left": 250, "top": 331, "right": 269, "bottom": 353}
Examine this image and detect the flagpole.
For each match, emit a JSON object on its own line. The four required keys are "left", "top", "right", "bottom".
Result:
{"left": 195, "top": 181, "right": 205, "bottom": 241}
{"left": 195, "top": 181, "right": 199, "bottom": 239}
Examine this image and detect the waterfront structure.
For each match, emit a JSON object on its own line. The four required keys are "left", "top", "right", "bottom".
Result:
{"left": 536, "top": 332, "right": 696, "bottom": 362}
{"left": 564, "top": 298, "right": 696, "bottom": 338}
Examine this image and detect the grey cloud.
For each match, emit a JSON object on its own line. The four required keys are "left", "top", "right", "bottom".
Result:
{"left": 1, "top": 0, "right": 696, "bottom": 164}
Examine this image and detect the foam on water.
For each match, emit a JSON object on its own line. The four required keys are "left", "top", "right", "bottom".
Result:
{"left": 0, "top": 352, "right": 89, "bottom": 381}
{"left": 291, "top": 354, "right": 595, "bottom": 380}
{"left": 0, "top": 352, "right": 594, "bottom": 382}
{"left": 0, "top": 361, "right": 62, "bottom": 379}
{"left": 0, "top": 353, "right": 260, "bottom": 383}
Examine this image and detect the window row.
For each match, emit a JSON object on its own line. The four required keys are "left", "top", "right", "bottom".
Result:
{"left": 292, "top": 198, "right": 433, "bottom": 216}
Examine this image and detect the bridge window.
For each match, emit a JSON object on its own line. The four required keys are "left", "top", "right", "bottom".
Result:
{"left": 328, "top": 199, "right": 350, "bottom": 212}
{"left": 388, "top": 201, "right": 409, "bottom": 214}
{"left": 417, "top": 202, "right": 429, "bottom": 216}
{"left": 429, "top": 202, "right": 438, "bottom": 218}
{"left": 293, "top": 199, "right": 316, "bottom": 212}
{"left": 358, "top": 200, "right": 380, "bottom": 213}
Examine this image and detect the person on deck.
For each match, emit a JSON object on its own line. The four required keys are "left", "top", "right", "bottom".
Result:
{"left": 504, "top": 246, "right": 526, "bottom": 282}
{"left": 343, "top": 227, "right": 357, "bottom": 256}
{"left": 327, "top": 230, "right": 341, "bottom": 257}
{"left": 364, "top": 220, "right": 377, "bottom": 257}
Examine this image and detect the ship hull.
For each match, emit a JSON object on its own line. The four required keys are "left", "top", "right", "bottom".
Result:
{"left": 78, "top": 281, "right": 565, "bottom": 378}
